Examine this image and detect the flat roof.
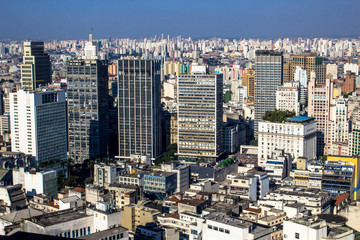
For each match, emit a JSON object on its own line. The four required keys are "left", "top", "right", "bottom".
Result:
{"left": 80, "top": 226, "right": 128, "bottom": 240}
{"left": 287, "top": 116, "right": 314, "bottom": 123}
{"left": 28, "top": 210, "right": 91, "bottom": 227}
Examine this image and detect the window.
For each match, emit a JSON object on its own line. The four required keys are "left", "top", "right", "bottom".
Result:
{"left": 225, "top": 229, "right": 230, "bottom": 234}
{"left": 208, "top": 225, "right": 213, "bottom": 229}
{"left": 295, "top": 232, "right": 300, "bottom": 239}
{"left": 219, "top": 228, "right": 224, "bottom": 232}
{"left": 213, "top": 226, "right": 218, "bottom": 231}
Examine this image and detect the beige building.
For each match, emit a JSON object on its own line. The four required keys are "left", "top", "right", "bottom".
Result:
{"left": 283, "top": 52, "right": 326, "bottom": 85}
{"left": 308, "top": 75, "right": 334, "bottom": 155}
{"left": 107, "top": 183, "right": 140, "bottom": 210}
{"left": 93, "top": 163, "right": 118, "bottom": 187}
{"left": 121, "top": 204, "right": 160, "bottom": 231}
{"left": 170, "top": 113, "right": 178, "bottom": 144}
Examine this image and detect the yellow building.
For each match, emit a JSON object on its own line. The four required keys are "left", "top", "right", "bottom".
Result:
{"left": 121, "top": 203, "right": 160, "bottom": 231}
{"left": 242, "top": 69, "right": 255, "bottom": 98}
{"left": 325, "top": 156, "right": 360, "bottom": 200}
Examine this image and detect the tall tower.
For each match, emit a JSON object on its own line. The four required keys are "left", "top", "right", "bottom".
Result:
{"left": 67, "top": 34, "right": 109, "bottom": 164}
{"left": 283, "top": 52, "right": 326, "bottom": 85}
{"left": 308, "top": 72, "right": 334, "bottom": 156}
{"left": 117, "top": 59, "right": 162, "bottom": 162}
{"left": 21, "top": 42, "right": 51, "bottom": 90}
{"left": 10, "top": 89, "right": 67, "bottom": 163}
{"left": 254, "top": 50, "right": 283, "bottom": 136}
{"left": 177, "top": 65, "right": 223, "bottom": 162}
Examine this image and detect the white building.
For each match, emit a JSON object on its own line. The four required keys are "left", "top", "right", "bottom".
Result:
{"left": 294, "top": 66, "right": 307, "bottom": 87}
{"left": 344, "top": 63, "right": 359, "bottom": 75}
{"left": 12, "top": 168, "right": 57, "bottom": 198}
{"left": 258, "top": 116, "right": 317, "bottom": 167}
{"left": 283, "top": 216, "right": 354, "bottom": 240}
{"left": 59, "top": 195, "right": 83, "bottom": 211}
{"left": 202, "top": 212, "right": 272, "bottom": 240}
{"left": 276, "top": 82, "right": 300, "bottom": 115}
{"left": 83, "top": 33, "right": 98, "bottom": 60}
{"left": 265, "top": 149, "right": 292, "bottom": 183}
{"left": 163, "top": 79, "right": 176, "bottom": 99}
{"left": 326, "top": 63, "right": 338, "bottom": 79}
{"left": 10, "top": 89, "right": 67, "bottom": 163}
{"left": 330, "top": 97, "right": 350, "bottom": 156}
{"left": 93, "top": 163, "right": 118, "bottom": 187}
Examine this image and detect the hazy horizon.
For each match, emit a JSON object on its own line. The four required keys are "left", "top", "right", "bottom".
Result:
{"left": 1, "top": 0, "right": 359, "bottom": 41}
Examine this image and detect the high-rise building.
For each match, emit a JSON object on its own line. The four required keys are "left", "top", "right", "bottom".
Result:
{"left": 330, "top": 97, "right": 350, "bottom": 154}
{"left": 67, "top": 59, "right": 108, "bottom": 163}
{"left": 242, "top": 69, "right": 255, "bottom": 98}
{"left": 117, "top": 59, "right": 162, "bottom": 162}
{"left": 21, "top": 42, "right": 51, "bottom": 90}
{"left": 67, "top": 35, "right": 109, "bottom": 164}
{"left": 177, "top": 67, "right": 223, "bottom": 162}
{"left": 276, "top": 82, "right": 300, "bottom": 115}
{"left": 10, "top": 89, "right": 67, "bottom": 163}
{"left": 254, "top": 50, "right": 283, "bottom": 136}
{"left": 342, "top": 71, "right": 355, "bottom": 94}
{"left": 258, "top": 116, "right": 317, "bottom": 167}
{"left": 283, "top": 52, "right": 326, "bottom": 85}
{"left": 308, "top": 73, "right": 334, "bottom": 155}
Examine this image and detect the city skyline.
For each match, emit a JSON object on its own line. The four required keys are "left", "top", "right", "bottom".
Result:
{"left": 1, "top": 0, "right": 359, "bottom": 41}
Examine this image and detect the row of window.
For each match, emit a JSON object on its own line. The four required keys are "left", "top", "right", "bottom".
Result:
{"left": 207, "top": 224, "right": 230, "bottom": 234}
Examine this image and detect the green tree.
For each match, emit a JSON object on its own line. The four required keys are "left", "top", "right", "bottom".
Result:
{"left": 223, "top": 90, "right": 232, "bottom": 103}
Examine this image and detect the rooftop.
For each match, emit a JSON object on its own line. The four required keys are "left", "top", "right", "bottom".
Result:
{"left": 287, "top": 116, "right": 315, "bottom": 123}
{"left": 80, "top": 226, "right": 128, "bottom": 240}
{"left": 27, "top": 210, "right": 91, "bottom": 227}
{"left": 60, "top": 195, "right": 80, "bottom": 204}
{"left": 70, "top": 187, "right": 85, "bottom": 193}
{"left": 178, "top": 199, "right": 208, "bottom": 206}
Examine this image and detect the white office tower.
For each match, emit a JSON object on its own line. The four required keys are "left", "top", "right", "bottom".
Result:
{"left": 83, "top": 33, "right": 98, "bottom": 60}
{"left": 258, "top": 116, "right": 317, "bottom": 167}
{"left": 276, "top": 82, "right": 300, "bottom": 115}
{"left": 10, "top": 89, "right": 67, "bottom": 163}
{"left": 294, "top": 66, "right": 307, "bottom": 88}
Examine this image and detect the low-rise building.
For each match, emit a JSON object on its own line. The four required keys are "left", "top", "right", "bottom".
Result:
{"left": 80, "top": 226, "right": 129, "bottom": 240}
{"left": 0, "top": 184, "right": 27, "bottom": 212}
{"left": 260, "top": 186, "right": 332, "bottom": 215}
{"left": 161, "top": 162, "right": 190, "bottom": 193}
{"left": 121, "top": 204, "right": 160, "bottom": 232}
{"left": 107, "top": 183, "right": 140, "bottom": 210}
{"left": 93, "top": 163, "right": 118, "bottom": 187}
{"left": 177, "top": 199, "right": 210, "bottom": 214}
{"left": 22, "top": 210, "right": 94, "bottom": 238}
{"left": 202, "top": 212, "right": 273, "bottom": 240}
{"left": 12, "top": 167, "right": 57, "bottom": 198}
{"left": 265, "top": 149, "right": 292, "bottom": 183}
{"left": 283, "top": 215, "right": 354, "bottom": 240}
{"left": 143, "top": 171, "right": 177, "bottom": 196}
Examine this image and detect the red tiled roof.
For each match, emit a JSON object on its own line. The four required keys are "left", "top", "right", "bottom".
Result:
{"left": 71, "top": 187, "right": 85, "bottom": 193}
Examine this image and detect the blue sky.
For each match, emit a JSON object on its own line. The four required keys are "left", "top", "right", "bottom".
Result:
{"left": 0, "top": 0, "right": 359, "bottom": 40}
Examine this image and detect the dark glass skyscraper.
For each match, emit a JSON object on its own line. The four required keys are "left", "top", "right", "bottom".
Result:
{"left": 67, "top": 59, "right": 109, "bottom": 164}
{"left": 21, "top": 41, "right": 51, "bottom": 90}
{"left": 117, "top": 59, "right": 162, "bottom": 162}
{"left": 254, "top": 50, "right": 283, "bottom": 136}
